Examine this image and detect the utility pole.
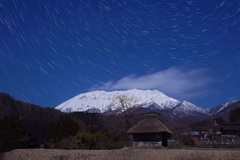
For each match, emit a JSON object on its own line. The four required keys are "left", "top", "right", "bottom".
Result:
{"left": 212, "top": 117, "right": 214, "bottom": 144}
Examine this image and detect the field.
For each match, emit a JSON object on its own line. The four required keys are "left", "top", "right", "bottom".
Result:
{"left": 1, "top": 148, "right": 240, "bottom": 160}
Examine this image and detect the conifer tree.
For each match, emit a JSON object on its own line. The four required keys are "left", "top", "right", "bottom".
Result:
{"left": 44, "top": 114, "right": 79, "bottom": 148}
{"left": 0, "top": 115, "right": 28, "bottom": 153}
{"left": 229, "top": 108, "right": 240, "bottom": 123}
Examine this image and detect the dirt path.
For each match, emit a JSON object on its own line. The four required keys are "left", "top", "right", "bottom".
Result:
{"left": 1, "top": 148, "right": 240, "bottom": 160}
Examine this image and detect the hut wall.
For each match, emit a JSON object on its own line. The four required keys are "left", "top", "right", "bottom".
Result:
{"left": 133, "top": 133, "right": 162, "bottom": 142}
{"left": 221, "top": 135, "right": 240, "bottom": 144}
{"left": 132, "top": 133, "right": 169, "bottom": 147}
{"left": 133, "top": 141, "right": 162, "bottom": 147}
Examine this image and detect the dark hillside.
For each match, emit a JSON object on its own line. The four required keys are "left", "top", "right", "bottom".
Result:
{"left": 213, "top": 101, "right": 240, "bottom": 120}
{"left": 0, "top": 93, "right": 63, "bottom": 144}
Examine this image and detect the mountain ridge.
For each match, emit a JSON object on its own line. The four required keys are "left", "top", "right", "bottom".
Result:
{"left": 208, "top": 100, "right": 239, "bottom": 115}
{"left": 55, "top": 89, "right": 209, "bottom": 118}
{"left": 55, "top": 89, "right": 240, "bottom": 123}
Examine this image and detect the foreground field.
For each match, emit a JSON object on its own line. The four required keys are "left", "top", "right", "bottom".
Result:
{"left": 1, "top": 148, "right": 240, "bottom": 160}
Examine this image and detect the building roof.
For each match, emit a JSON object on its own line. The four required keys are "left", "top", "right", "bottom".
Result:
{"left": 127, "top": 114, "right": 172, "bottom": 134}
{"left": 221, "top": 124, "right": 240, "bottom": 130}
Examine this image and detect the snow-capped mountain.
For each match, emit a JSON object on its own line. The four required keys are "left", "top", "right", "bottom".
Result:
{"left": 55, "top": 89, "right": 208, "bottom": 118}
{"left": 171, "top": 101, "right": 209, "bottom": 118}
{"left": 56, "top": 89, "right": 179, "bottom": 113}
{"left": 209, "top": 100, "right": 240, "bottom": 120}
{"left": 208, "top": 100, "right": 239, "bottom": 115}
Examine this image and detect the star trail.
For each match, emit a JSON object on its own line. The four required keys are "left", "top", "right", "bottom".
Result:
{"left": 0, "top": 0, "right": 240, "bottom": 108}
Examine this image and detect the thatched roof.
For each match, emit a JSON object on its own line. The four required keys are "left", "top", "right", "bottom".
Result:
{"left": 127, "top": 114, "right": 172, "bottom": 134}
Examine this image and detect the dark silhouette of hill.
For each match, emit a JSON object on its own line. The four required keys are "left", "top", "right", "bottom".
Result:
{"left": 213, "top": 100, "right": 240, "bottom": 121}
{"left": 0, "top": 93, "right": 62, "bottom": 144}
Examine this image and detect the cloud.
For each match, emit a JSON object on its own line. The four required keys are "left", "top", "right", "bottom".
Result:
{"left": 91, "top": 67, "right": 213, "bottom": 99}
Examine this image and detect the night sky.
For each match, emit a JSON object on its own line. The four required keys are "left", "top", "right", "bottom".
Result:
{"left": 1, "top": 0, "right": 240, "bottom": 109}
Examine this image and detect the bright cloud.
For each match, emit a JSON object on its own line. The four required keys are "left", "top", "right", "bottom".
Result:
{"left": 91, "top": 67, "right": 213, "bottom": 99}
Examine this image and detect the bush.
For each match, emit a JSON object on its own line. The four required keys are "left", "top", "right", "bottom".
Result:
{"left": 55, "top": 136, "right": 78, "bottom": 149}
{"left": 106, "top": 141, "right": 124, "bottom": 149}
{"left": 76, "top": 131, "right": 106, "bottom": 149}
{"left": 182, "top": 138, "right": 195, "bottom": 146}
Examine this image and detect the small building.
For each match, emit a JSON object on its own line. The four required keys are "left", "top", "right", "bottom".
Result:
{"left": 220, "top": 124, "right": 240, "bottom": 136}
{"left": 127, "top": 114, "right": 172, "bottom": 147}
{"left": 220, "top": 124, "right": 240, "bottom": 144}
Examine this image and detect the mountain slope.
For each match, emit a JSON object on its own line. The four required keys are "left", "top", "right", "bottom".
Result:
{"left": 171, "top": 101, "right": 209, "bottom": 118}
{"left": 55, "top": 89, "right": 210, "bottom": 122}
{"left": 208, "top": 100, "right": 239, "bottom": 115}
{"left": 56, "top": 89, "right": 180, "bottom": 113}
{"left": 0, "top": 93, "right": 63, "bottom": 144}
{"left": 210, "top": 100, "right": 240, "bottom": 120}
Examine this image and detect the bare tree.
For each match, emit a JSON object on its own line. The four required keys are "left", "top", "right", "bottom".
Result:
{"left": 113, "top": 94, "right": 138, "bottom": 130}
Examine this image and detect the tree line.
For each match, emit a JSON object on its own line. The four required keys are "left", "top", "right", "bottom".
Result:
{"left": 0, "top": 113, "right": 126, "bottom": 153}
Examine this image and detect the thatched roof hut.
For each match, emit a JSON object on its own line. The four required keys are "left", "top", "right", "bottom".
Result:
{"left": 127, "top": 114, "right": 172, "bottom": 147}
{"left": 127, "top": 114, "right": 172, "bottom": 134}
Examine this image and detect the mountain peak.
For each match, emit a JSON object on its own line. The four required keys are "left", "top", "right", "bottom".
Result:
{"left": 55, "top": 89, "right": 215, "bottom": 121}
{"left": 209, "top": 100, "right": 240, "bottom": 115}
{"left": 55, "top": 89, "right": 179, "bottom": 113}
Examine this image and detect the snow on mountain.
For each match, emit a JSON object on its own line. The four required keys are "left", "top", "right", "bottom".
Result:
{"left": 55, "top": 89, "right": 180, "bottom": 113}
{"left": 55, "top": 89, "right": 210, "bottom": 119}
{"left": 171, "top": 101, "right": 209, "bottom": 117}
{"left": 208, "top": 100, "right": 239, "bottom": 115}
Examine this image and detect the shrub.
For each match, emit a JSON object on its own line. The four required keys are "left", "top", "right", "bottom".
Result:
{"left": 182, "top": 137, "right": 195, "bottom": 146}
{"left": 55, "top": 136, "right": 78, "bottom": 149}
{"left": 106, "top": 141, "right": 124, "bottom": 149}
{"left": 76, "top": 131, "right": 106, "bottom": 149}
